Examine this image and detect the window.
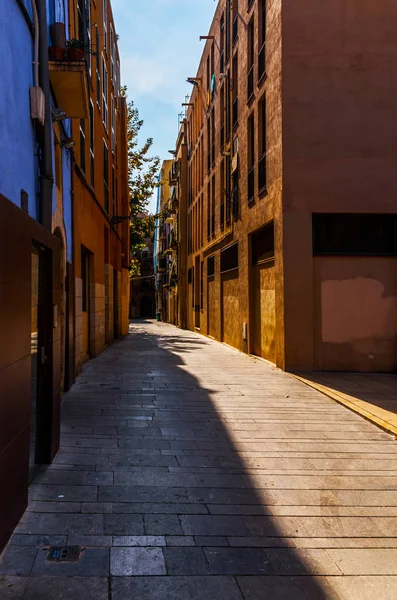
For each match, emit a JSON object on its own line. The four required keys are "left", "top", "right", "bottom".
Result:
{"left": 89, "top": 100, "right": 95, "bottom": 187}
{"left": 191, "top": 267, "right": 195, "bottom": 308}
{"left": 232, "top": 0, "right": 238, "bottom": 44}
{"left": 232, "top": 53, "right": 238, "bottom": 127}
{"left": 226, "top": 71, "right": 231, "bottom": 140}
{"left": 313, "top": 214, "right": 397, "bottom": 256}
{"left": 258, "top": 0, "right": 267, "bottom": 82}
{"left": 207, "top": 255, "right": 215, "bottom": 278}
{"left": 111, "top": 95, "right": 115, "bottom": 153}
{"left": 248, "top": 16, "right": 255, "bottom": 100}
{"left": 221, "top": 242, "right": 238, "bottom": 273}
{"left": 211, "top": 107, "right": 215, "bottom": 167}
{"left": 200, "top": 261, "right": 204, "bottom": 310}
{"left": 54, "top": 136, "right": 62, "bottom": 191}
{"left": 206, "top": 56, "right": 211, "bottom": 92}
{"left": 248, "top": 113, "right": 255, "bottom": 202}
{"left": 220, "top": 84, "right": 225, "bottom": 149}
{"left": 258, "top": 95, "right": 267, "bottom": 192}
{"left": 211, "top": 43, "right": 215, "bottom": 79}
{"left": 251, "top": 222, "right": 274, "bottom": 265}
{"left": 103, "top": 0, "right": 108, "bottom": 50}
{"left": 211, "top": 174, "right": 216, "bottom": 236}
{"left": 110, "top": 24, "right": 115, "bottom": 83}
{"left": 207, "top": 181, "right": 211, "bottom": 240}
{"left": 112, "top": 166, "right": 116, "bottom": 216}
{"left": 220, "top": 13, "right": 225, "bottom": 73}
{"left": 96, "top": 26, "right": 101, "bottom": 106}
{"left": 81, "top": 246, "right": 89, "bottom": 312}
{"left": 102, "top": 55, "right": 108, "bottom": 128}
{"left": 103, "top": 140, "right": 109, "bottom": 213}
{"left": 225, "top": 0, "right": 231, "bottom": 62}
{"left": 80, "top": 118, "right": 86, "bottom": 173}
{"left": 226, "top": 153, "right": 231, "bottom": 222}
{"left": 220, "top": 158, "right": 225, "bottom": 230}
{"left": 207, "top": 117, "right": 211, "bottom": 173}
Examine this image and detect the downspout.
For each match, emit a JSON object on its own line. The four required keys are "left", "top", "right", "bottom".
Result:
{"left": 36, "top": 0, "right": 54, "bottom": 230}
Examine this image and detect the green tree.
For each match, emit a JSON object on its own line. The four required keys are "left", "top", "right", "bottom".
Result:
{"left": 124, "top": 88, "right": 160, "bottom": 276}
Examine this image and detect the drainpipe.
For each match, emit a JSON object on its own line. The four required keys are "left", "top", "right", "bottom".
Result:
{"left": 31, "top": 0, "right": 39, "bottom": 87}
{"left": 36, "top": 0, "right": 54, "bottom": 230}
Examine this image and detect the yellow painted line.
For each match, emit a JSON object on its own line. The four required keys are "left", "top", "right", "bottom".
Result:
{"left": 292, "top": 375, "right": 397, "bottom": 438}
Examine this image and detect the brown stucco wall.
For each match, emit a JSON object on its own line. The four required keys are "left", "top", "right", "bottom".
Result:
{"left": 0, "top": 194, "right": 61, "bottom": 553}
{"left": 314, "top": 257, "right": 397, "bottom": 372}
{"left": 281, "top": 0, "right": 397, "bottom": 371}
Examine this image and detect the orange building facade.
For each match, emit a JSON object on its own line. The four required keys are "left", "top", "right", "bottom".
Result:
{"left": 179, "top": 0, "right": 397, "bottom": 372}
{"left": 69, "top": 0, "right": 130, "bottom": 373}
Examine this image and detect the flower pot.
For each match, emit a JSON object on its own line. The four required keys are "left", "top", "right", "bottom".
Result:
{"left": 67, "top": 47, "right": 85, "bottom": 61}
{"left": 48, "top": 46, "right": 64, "bottom": 60}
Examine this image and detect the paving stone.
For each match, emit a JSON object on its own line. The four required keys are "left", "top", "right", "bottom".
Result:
{"left": 112, "top": 502, "right": 208, "bottom": 514}
{"left": 82, "top": 503, "right": 113, "bottom": 514}
{"left": 67, "top": 535, "right": 112, "bottom": 547}
{"left": 327, "top": 549, "right": 397, "bottom": 575}
{"left": 113, "top": 536, "right": 166, "bottom": 546}
{"left": 31, "top": 548, "right": 109, "bottom": 577}
{"left": 15, "top": 513, "right": 104, "bottom": 536}
{"left": 195, "top": 536, "right": 229, "bottom": 546}
{"left": 29, "top": 484, "right": 97, "bottom": 502}
{"left": 164, "top": 547, "right": 210, "bottom": 575}
{"left": 98, "top": 486, "right": 189, "bottom": 503}
{"left": 0, "top": 546, "right": 38, "bottom": 576}
{"left": 327, "top": 575, "right": 397, "bottom": 600}
{"left": 180, "top": 515, "right": 249, "bottom": 536}
{"left": 111, "top": 575, "right": 243, "bottom": 600}
{"left": 165, "top": 536, "right": 195, "bottom": 546}
{"left": 0, "top": 576, "right": 28, "bottom": 599}
{"left": 104, "top": 514, "right": 144, "bottom": 535}
{"left": 113, "top": 470, "right": 197, "bottom": 487}
{"left": 144, "top": 514, "right": 183, "bottom": 535}
{"left": 26, "top": 502, "right": 82, "bottom": 514}
{"left": 266, "top": 549, "right": 342, "bottom": 575}
{"left": 204, "top": 547, "right": 272, "bottom": 575}
{"left": 110, "top": 547, "right": 166, "bottom": 576}
{"left": 9, "top": 534, "right": 67, "bottom": 547}
{"left": 237, "top": 575, "right": 340, "bottom": 599}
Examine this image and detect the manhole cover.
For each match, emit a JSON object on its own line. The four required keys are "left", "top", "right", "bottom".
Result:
{"left": 47, "top": 546, "right": 82, "bottom": 563}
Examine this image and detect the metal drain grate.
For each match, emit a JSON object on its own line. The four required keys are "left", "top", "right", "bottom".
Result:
{"left": 47, "top": 546, "right": 82, "bottom": 563}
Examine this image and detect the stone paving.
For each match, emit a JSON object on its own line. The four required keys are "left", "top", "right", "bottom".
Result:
{"left": 1, "top": 320, "right": 397, "bottom": 599}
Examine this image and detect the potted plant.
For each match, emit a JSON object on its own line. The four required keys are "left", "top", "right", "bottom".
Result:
{"left": 48, "top": 45, "right": 64, "bottom": 60}
{"left": 66, "top": 39, "right": 85, "bottom": 61}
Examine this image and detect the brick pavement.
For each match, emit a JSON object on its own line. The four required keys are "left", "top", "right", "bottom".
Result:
{"left": 1, "top": 320, "right": 397, "bottom": 599}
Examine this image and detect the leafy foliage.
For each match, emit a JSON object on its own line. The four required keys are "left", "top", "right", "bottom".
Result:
{"left": 123, "top": 87, "right": 160, "bottom": 276}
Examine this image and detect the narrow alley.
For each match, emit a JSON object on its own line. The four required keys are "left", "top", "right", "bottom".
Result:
{"left": 1, "top": 321, "right": 397, "bottom": 599}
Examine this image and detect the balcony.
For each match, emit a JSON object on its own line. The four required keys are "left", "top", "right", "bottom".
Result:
{"left": 49, "top": 57, "right": 89, "bottom": 118}
{"left": 157, "top": 257, "right": 166, "bottom": 273}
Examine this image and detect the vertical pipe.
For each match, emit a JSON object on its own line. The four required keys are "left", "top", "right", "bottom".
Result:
{"left": 37, "top": 0, "right": 54, "bottom": 230}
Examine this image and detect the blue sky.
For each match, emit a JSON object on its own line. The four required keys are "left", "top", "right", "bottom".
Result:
{"left": 112, "top": 0, "right": 216, "bottom": 212}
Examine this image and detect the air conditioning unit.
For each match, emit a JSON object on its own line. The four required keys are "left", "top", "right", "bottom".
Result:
{"left": 30, "top": 86, "right": 45, "bottom": 125}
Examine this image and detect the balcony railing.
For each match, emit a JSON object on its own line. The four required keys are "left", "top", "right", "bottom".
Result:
{"left": 258, "top": 153, "right": 267, "bottom": 193}
{"left": 248, "top": 166, "right": 255, "bottom": 203}
{"left": 220, "top": 51, "right": 225, "bottom": 74}
{"left": 258, "top": 42, "right": 266, "bottom": 83}
{"left": 247, "top": 64, "right": 254, "bottom": 101}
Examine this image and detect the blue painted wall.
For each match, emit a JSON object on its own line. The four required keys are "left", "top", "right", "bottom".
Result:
{"left": 0, "top": 1, "right": 38, "bottom": 218}
{"left": 0, "top": 1, "right": 73, "bottom": 262}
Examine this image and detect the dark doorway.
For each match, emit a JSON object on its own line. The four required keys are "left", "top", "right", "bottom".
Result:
{"left": 140, "top": 296, "right": 153, "bottom": 318}
{"left": 30, "top": 245, "right": 52, "bottom": 481}
{"left": 113, "top": 268, "right": 118, "bottom": 337}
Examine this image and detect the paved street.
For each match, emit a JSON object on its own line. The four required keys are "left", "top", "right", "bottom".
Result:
{"left": 1, "top": 320, "right": 397, "bottom": 599}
